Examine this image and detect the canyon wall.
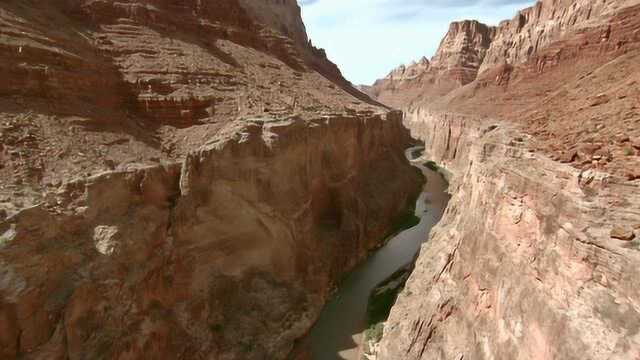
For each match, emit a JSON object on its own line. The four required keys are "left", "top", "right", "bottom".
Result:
{"left": 380, "top": 110, "right": 640, "bottom": 359}
{"left": 373, "top": 0, "right": 640, "bottom": 359}
{"left": 237, "top": 0, "right": 309, "bottom": 47}
{"left": 370, "top": 0, "right": 640, "bottom": 183}
{"left": 429, "top": 20, "right": 496, "bottom": 86}
{"left": 0, "top": 112, "right": 422, "bottom": 360}
{"left": 0, "top": 1, "right": 420, "bottom": 359}
{"left": 478, "top": 0, "right": 639, "bottom": 73}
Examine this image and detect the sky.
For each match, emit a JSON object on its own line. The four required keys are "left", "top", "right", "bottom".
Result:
{"left": 298, "top": 0, "right": 534, "bottom": 85}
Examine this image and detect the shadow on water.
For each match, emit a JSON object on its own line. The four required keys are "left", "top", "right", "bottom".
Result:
{"left": 306, "top": 146, "right": 451, "bottom": 360}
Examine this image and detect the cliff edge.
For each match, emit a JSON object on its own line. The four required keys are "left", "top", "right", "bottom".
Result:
{"left": 0, "top": 1, "right": 418, "bottom": 359}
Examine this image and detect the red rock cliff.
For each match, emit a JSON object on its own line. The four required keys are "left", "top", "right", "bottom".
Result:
{"left": 371, "top": 0, "right": 640, "bottom": 178}
{"left": 0, "top": 1, "right": 419, "bottom": 359}
{"left": 479, "top": 0, "right": 636, "bottom": 73}
{"left": 369, "top": 1, "right": 640, "bottom": 359}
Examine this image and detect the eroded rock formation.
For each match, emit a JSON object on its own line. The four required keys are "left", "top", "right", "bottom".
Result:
{"left": 0, "top": 1, "right": 420, "bottom": 359}
{"left": 479, "top": 0, "right": 639, "bottom": 73}
{"left": 381, "top": 110, "right": 640, "bottom": 360}
{"left": 371, "top": 0, "right": 640, "bottom": 178}
{"left": 1, "top": 113, "right": 421, "bottom": 360}
{"left": 372, "top": 0, "right": 640, "bottom": 359}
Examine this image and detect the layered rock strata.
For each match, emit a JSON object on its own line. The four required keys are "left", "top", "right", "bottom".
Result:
{"left": 372, "top": 0, "right": 640, "bottom": 108}
{"left": 0, "top": 0, "right": 377, "bottom": 204}
{"left": 371, "top": 0, "right": 640, "bottom": 177}
{"left": 380, "top": 110, "right": 640, "bottom": 360}
{"left": 0, "top": 111, "right": 422, "bottom": 359}
{"left": 0, "top": 1, "right": 420, "bottom": 359}
{"left": 478, "top": 0, "right": 640, "bottom": 73}
{"left": 372, "top": 0, "right": 640, "bottom": 359}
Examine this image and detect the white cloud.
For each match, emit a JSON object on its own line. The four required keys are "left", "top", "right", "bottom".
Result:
{"left": 300, "top": 0, "right": 534, "bottom": 84}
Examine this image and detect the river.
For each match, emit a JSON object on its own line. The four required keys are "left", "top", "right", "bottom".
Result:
{"left": 307, "top": 147, "right": 451, "bottom": 360}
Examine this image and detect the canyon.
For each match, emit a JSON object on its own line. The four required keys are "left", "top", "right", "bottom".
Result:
{"left": 0, "top": 1, "right": 421, "bottom": 359}
{"left": 1, "top": 0, "right": 640, "bottom": 359}
{"left": 367, "top": 0, "right": 640, "bottom": 359}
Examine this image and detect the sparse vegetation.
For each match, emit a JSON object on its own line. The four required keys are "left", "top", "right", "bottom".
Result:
{"left": 364, "top": 322, "right": 384, "bottom": 344}
{"left": 366, "top": 267, "right": 410, "bottom": 325}
{"left": 391, "top": 212, "right": 421, "bottom": 235}
{"left": 210, "top": 324, "right": 224, "bottom": 332}
{"left": 367, "top": 288, "right": 398, "bottom": 325}
{"left": 424, "top": 160, "right": 439, "bottom": 171}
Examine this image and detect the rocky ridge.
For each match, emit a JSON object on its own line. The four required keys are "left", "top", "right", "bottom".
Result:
{"left": 479, "top": 0, "right": 640, "bottom": 73}
{"left": 1, "top": 112, "right": 421, "bottom": 360}
{"left": 0, "top": 1, "right": 420, "bottom": 359}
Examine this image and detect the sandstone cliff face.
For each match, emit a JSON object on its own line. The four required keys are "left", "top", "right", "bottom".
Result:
{"left": 0, "top": 1, "right": 422, "bottom": 359}
{"left": 371, "top": 0, "right": 640, "bottom": 110}
{"left": 382, "top": 57, "right": 430, "bottom": 82}
{"left": 371, "top": 0, "right": 640, "bottom": 178}
{"left": 0, "top": 0, "right": 382, "bottom": 211}
{"left": 379, "top": 110, "right": 640, "bottom": 360}
{"left": 430, "top": 20, "right": 496, "bottom": 85}
{"left": 0, "top": 112, "right": 422, "bottom": 360}
{"left": 435, "top": 1, "right": 640, "bottom": 180}
{"left": 372, "top": 1, "right": 640, "bottom": 359}
{"left": 237, "top": 0, "right": 309, "bottom": 47}
{"left": 479, "top": 0, "right": 639, "bottom": 73}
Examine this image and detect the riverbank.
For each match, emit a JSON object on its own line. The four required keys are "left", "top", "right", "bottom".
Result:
{"left": 306, "top": 147, "right": 450, "bottom": 360}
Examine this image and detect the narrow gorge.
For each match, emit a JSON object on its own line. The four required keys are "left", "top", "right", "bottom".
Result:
{"left": 1, "top": 0, "right": 640, "bottom": 360}
{"left": 0, "top": 1, "right": 422, "bottom": 358}
{"left": 369, "top": 1, "right": 640, "bottom": 358}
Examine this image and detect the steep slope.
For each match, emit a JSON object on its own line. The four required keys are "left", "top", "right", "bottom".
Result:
{"left": 479, "top": 0, "right": 640, "bottom": 73}
{"left": 371, "top": 0, "right": 640, "bottom": 178}
{"left": 237, "top": 0, "right": 309, "bottom": 47}
{"left": 0, "top": 1, "right": 420, "bottom": 359}
{"left": 372, "top": 0, "right": 640, "bottom": 359}
{"left": 432, "top": 0, "right": 640, "bottom": 179}
{"left": 381, "top": 109, "right": 640, "bottom": 360}
{"left": 0, "top": 0, "right": 380, "bottom": 205}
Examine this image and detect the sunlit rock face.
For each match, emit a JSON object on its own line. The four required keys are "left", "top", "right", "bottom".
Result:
{"left": 373, "top": 0, "right": 640, "bottom": 359}
{"left": 380, "top": 109, "right": 640, "bottom": 360}
{"left": 478, "top": 0, "right": 636, "bottom": 73}
{"left": 370, "top": 0, "right": 640, "bottom": 179}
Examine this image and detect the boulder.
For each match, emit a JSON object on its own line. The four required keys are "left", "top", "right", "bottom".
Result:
{"left": 610, "top": 226, "right": 636, "bottom": 241}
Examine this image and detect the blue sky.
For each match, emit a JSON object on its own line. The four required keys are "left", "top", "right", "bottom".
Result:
{"left": 299, "top": 0, "right": 534, "bottom": 85}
